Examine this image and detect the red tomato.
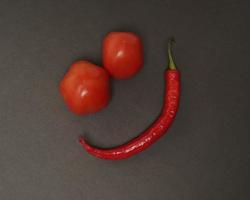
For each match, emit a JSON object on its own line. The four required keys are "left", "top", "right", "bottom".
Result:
{"left": 103, "top": 32, "right": 143, "bottom": 79}
{"left": 60, "top": 61, "right": 110, "bottom": 115}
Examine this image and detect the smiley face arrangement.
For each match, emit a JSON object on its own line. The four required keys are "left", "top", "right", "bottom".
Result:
{"left": 60, "top": 32, "right": 181, "bottom": 160}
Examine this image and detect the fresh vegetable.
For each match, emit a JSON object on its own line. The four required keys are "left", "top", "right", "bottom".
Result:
{"left": 103, "top": 32, "right": 143, "bottom": 79}
{"left": 60, "top": 61, "right": 110, "bottom": 115}
{"left": 80, "top": 38, "right": 181, "bottom": 159}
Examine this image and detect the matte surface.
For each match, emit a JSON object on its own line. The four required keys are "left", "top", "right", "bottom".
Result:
{"left": 0, "top": 0, "right": 249, "bottom": 199}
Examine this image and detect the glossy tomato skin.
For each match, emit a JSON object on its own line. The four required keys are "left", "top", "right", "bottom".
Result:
{"left": 103, "top": 32, "right": 143, "bottom": 79}
{"left": 60, "top": 61, "right": 110, "bottom": 115}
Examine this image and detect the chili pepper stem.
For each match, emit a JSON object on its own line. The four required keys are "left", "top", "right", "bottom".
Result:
{"left": 168, "top": 38, "right": 177, "bottom": 70}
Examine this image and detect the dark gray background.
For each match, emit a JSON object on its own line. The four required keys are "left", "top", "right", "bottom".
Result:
{"left": 0, "top": 0, "right": 249, "bottom": 199}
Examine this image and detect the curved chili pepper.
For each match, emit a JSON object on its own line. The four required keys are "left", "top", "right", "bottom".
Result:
{"left": 79, "top": 38, "right": 181, "bottom": 160}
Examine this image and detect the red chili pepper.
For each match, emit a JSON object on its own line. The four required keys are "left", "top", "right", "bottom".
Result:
{"left": 79, "top": 38, "right": 181, "bottom": 160}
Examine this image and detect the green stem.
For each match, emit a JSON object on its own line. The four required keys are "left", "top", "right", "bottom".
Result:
{"left": 168, "top": 38, "right": 176, "bottom": 70}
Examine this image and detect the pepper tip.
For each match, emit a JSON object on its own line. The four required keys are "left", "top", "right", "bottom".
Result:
{"left": 79, "top": 137, "right": 86, "bottom": 145}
